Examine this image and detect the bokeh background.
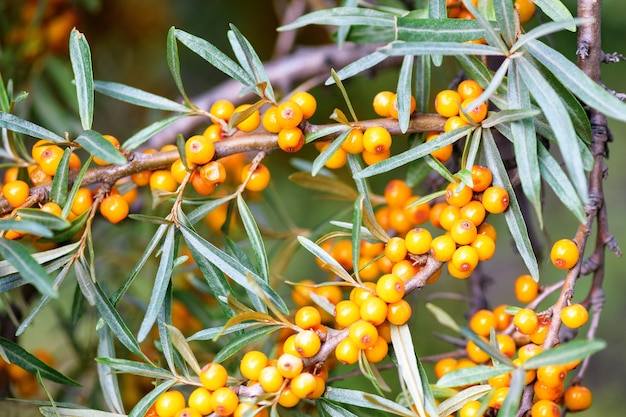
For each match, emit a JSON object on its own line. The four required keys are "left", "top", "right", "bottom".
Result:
{"left": 1, "top": 0, "right": 624, "bottom": 415}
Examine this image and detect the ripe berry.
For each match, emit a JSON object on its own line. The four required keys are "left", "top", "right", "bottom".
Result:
{"left": 199, "top": 161, "right": 227, "bottom": 186}
{"left": 170, "top": 159, "right": 188, "bottom": 184}
{"left": 341, "top": 128, "right": 365, "bottom": 154}
{"left": 481, "top": 186, "right": 509, "bottom": 213}
{"left": 277, "top": 127, "right": 305, "bottom": 152}
{"left": 185, "top": 135, "right": 215, "bottom": 165}
{"left": 3, "top": 180, "right": 29, "bottom": 207}
{"left": 38, "top": 145, "right": 64, "bottom": 176}
{"left": 443, "top": 115, "right": 469, "bottom": 133}
{"left": 469, "top": 309, "right": 496, "bottom": 336}
{"left": 276, "top": 353, "right": 304, "bottom": 379}
{"left": 234, "top": 402, "right": 267, "bottom": 417}
{"left": 384, "top": 179, "right": 412, "bottom": 208}
{"left": 150, "top": 170, "right": 178, "bottom": 193}
{"left": 233, "top": 104, "right": 261, "bottom": 132}
{"left": 187, "top": 387, "right": 213, "bottom": 415}
{"left": 531, "top": 400, "right": 560, "bottom": 417}
{"left": 457, "top": 79, "right": 484, "bottom": 101}
{"left": 364, "top": 336, "right": 389, "bottom": 363}
{"left": 537, "top": 365, "right": 567, "bottom": 388}
{"left": 560, "top": 303, "right": 589, "bottom": 328}
{"left": 404, "top": 195, "right": 430, "bottom": 225}
{"left": 386, "top": 299, "right": 412, "bottom": 325}
{"left": 191, "top": 171, "right": 216, "bottom": 196}
{"left": 488, "top": 386, "right": 509, "bottom": 409}
{"left": 515, "top": 0, "right": 536, "bottom": 24}
{"left": 276, "top": 101, "right": 304, "bottom": 129}
{"left": 388, "top": 93, "right": 416, "bottom": 119}
{"left": 349, "top": 320, "right": 379, "bottom": 349}
{"left": 210, "top": 387, "right": 239, "bottom": 416}
{"left": 515, "top": 274, "right": 539, "bottom": 303}
{"left": 258, "top": 365, "right": 284, "bottom": 393}
{"left": 470, "top": 165, "right": 492, "bottom": 192}
{"left": 41, "top": 201, "right": 63, "bottom": 217}
{"left": 496, "top": 333, "right": 516, "bottom": 358}
{"left": 372, "top": 91, "right": 395, "bottom": 117}
{"left": 360, "top": 296, "right": 388, "bottom": 326}
{"left": 100, "top": 194, "right": 129, "bottom": 224}
{"left": 349, "top": 282, "right": 376, "bottom": 307}
{"left": 451, "top": 245, "right": 479, "bottom": 273}
{"left": 466, "top": 338, "right": 490, "bottom": 363}
{"left": 564, "top": 385, "right": 592, "bottom": 412}
{"left": 477, "top": 222, "right": 497, "bottom": 242}
{"left": 460, "top": 200, "right": 486, "bottom": 226}
{"left": 278, "top": 386, "right": 301, "bottom": 408}
{"left": 425, "top": 133, "right": 453, "bottom": 162}
{"left": 289, "top": 372, "right": 317, "bottom": 399}
{"left": 295, "top": 306, "right": 322, "bottom": 330}
{"left": 363, "top": 148, "right": 391, "bottom": 166}
{"left": 210, "top": 99, "right": 235, "bottom": 121}
{"left": 363, "top": 126, "right": 392, "bottom": 155}
{"left": 492, "top": 304, "right": 512, "bottom": 331}
{"left": 438, "top": 205, "right": 462, "bottom": 231}
{"left": 376, "top": 273, "right": 405, "bottom": 303}
{"left": 174, "top": 408, "right": 202, "bottom": 417}
{"left": 335, "top": 300, "right": 361, "bottom": 328}
{"left": 459, "top": 98, "right": 488, "bottom": 124}
{"left": 384, "top": 236, "right": 407, "bottom": 263}
{"left": 434, "top": 89, "right": 461, "bottom": 117}
{"left": 240, "top": 350, "right": 268, "bottom": 381}
{"left": 430, "top": 234, "right": 457, "bottom": 262}
{"left": 459, "top": 400, "right": 483, "bottom": 417}
{"left": 294, "top": 330, "right": 321, "bottom": 357}
{"left": 200, "top": 362, "right": 228, "bottom": 391}
{"left": 241, "top": 163, "right": 270, "bottom": 192}
{"left": 261, "top": 106, "right": 281, "bottom": 133}
{"left": 513, "top": 308, "right": 539, "bottom": 335}
{"left": 335, "top": 337, "right": 359, "bottom": 365}
{"left": 404, "top": 227, "right": 432, "bottom": 255}
{"left": 530, "top": 316, "right": 551, "bottom": 345}
{"left": 434, "top": 357, "right": 457, "bottom": 380}
{"left": 71, "top": 187, "right": 94, "bottom": 216}
{"left": 550, "top": 238, "right": 579, "bottom": 270}
{"left": 471, "top": 234, "right": 496, "bottom": 261}
{"left": 154, "top": 390, "right": 186, "bottom": 417}
{"left": 445, "top": 181, "right": 473, "bottom": 207}
{"left": 290, "top": 91, "right": 317, "bottom": 119}
{"left": 450, "top": 219, "right": 477, "bottom": 245}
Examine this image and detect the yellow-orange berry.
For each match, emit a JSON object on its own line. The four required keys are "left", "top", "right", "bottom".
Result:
{"left": 443, "top": 115, "right": 469, "bottom": 133}
{"left": 363, "top": 126, "right": 392, "bottom": 155}
{"left": 199, "top": 161, "right": 227, "bottom": 187}
{"left": 150, "top": 170, "right": 178, "bottom": 193}
{"left": 560, "top": 303, "right": 589, "bottom": 329}
{"left": 531, "top": 400, "right": 560, "bottom": 417}
{"left": 471, "top": 234, "right": 496, "bottom": 261}
{"left": 376, "top": 273, "right": 405, "bottom": 304}
{"left": 386, "top": 299, "right": 412, "bottom": 325}
{"left": 185, "top": 135, "right": 215, "bottom": 165}
{"left": 210, "top": 387, "right": 239, "bottom": 417}
{"left": 457, "top": 79, "right": 484, "bottom": 101}
{"left": 459, "top": 400, "right": 483, "bottom": 417}
{"left": 359, "top": 296, "right": 388, "bottom": 326}
{"left": 477, "top": 222, "right": 497, "bottom": 242}
{"left": 188, "top": 387, "right": 213, "bottom": 415}
{"left": 278, "top": 386, "right": 301, "bottom": 408}
{"left": 233, "top": 104, "right": 261, "bottom": 132}
{"left": 348, "top": 320, "right": 378, "bottom": 349}
{"left": 384, "top": 179, "right": 412, "bottom": 208}
{"left": 335, "top": 300, "right": 361, "bottom": 328}
{"left": 438, "top": 205, "right": 462, "bottom": 231}
{"left": 276, "top": 353, "right": 304, "bottom": 379}
{"left": 295, "top": 306, "right": 322, "bottom": 330}
{"left": 200, "top": 362, "right": 228, "bottom": 391}
{"left": 261, "top": 106, "right": 281, "bottom": 133}
{"left": 93, "top": 134, "right": 120, "bottom": 166}
{"left": 38, "top": 145, "right": 64, "bottom": 176}
{"left": 289, "top": 372, "right": 317, "bottom": 399}
{"left": 290, "top": 91, "right": 317, "bottom": 119}
{"left": 100, "top": 194, "right": 129, "bottom": 224}
{"left": 469, "top": 309, "right": 496, "bottom": 336}
{"left": 449, "top": 219, "right": 477, "bottom": 245}
{"left": 276, "top": 101, "right": 304, "bottom": 129}
{"left": 460, "top": 200, "right": 486, "bottom": 226}
{"left": 466, "top": 338, "right": 490, "bottom": 363}
{"left": 489, "top": 386, "right": 509, "bottom": 409}
{"left": 388, "top": 93, "right": 416, "bottom": 119}
{"left": 241, "top": 163, "right": 270, "bottom": 192}
{"left": 515, "top": 0, "right": 536, "bottom": 24}
{"left": 404, "top": 227, "right": 432, "bottom": 255}
{"left": 550, "top": 238, "right": 579, "bottom": 270}
{"left": 372, "top": 91, "right": 395, "bottom": 117}
{"left": 445, "top": 181, "right": 473, "bottom": 207}
{"left": 3, "top": 180, "right": 29, "bottom": 207}
{"left": 451, "top": 245, "right": 479, "bottom": 273}
{"left": 493, "top": 304, "right": 512, "bottom": 331}
{"left": 537, "top": 364, "right": 567, "bottom": 388}
{"left": 435, "top": 89, "right": 462, "bottom": 118}
{"left": 430, "top": 235, "right": 456, "bottom": 262}
{"left": 425, "top": 133, "right": 453, "bottom": 162}
{"left": 384, "top": 236, "right": 408, "bottom": 263}
{"left": 240, "top": 350, "right": 268, "bottom": 381}
{"left": 233, "top": 402, "right": 267, "bottom": 417}
{"left": 335, "top": 337, "right": 359, "bottom": 365}
{"left": 258, "top": 365, "right": 284, "bottom": 393}
{"left": 341, "top": 128, "right": 364, "bottom": 154}
{"left": 534, "top": 380, "right": 564, "bottom": 402}
{"left": 362, "top": 148, "right": 390, "bottom": 166}
{"left": 170, "top": 159, "right": 189, "bottom": 184}
{"left": 294, "top": 330, "right": 321, "bottom": 358}
{"left": 459, "top": 98, "right": 488, "bottom": 124}
{"left": 564, "top": 385, "right": 592, "bottom": 412}
{"left": 515, "top": 274, "right": 539, "bottom": 303}
{"left": 155, "top": 391, "right": 186, "bottom": 417}
{"left": 434, "top": 357, "right": 458, "bottom": 380}
{"left": 277, "top": 127, "right": 305, "bottom": 153}
{"left": 174, "top": 408, "right": 202, "bottom": 417}
{"left": 470, "top": 165, "right": 492, "bottom": 192}
{"left": 364, "top": 335, "right": 389, "bottom": 363}
{"left": 513, "top": 308, "right": 539, "bottom": 335}
{"left": 481, "top": 186, "right": 509, "bottom": 214}
{"left": 71, "top": 187, "right": 94, "bottom": 216}
{"left": 210, "top": 99, "right": 235, "bottom": 121}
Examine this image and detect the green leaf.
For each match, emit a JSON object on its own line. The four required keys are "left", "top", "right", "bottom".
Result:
{"left": 436, "top": 385, "right": 492, "bottom": 417}
{"left": 481, "top": 109, "right": 540, "bottom": 128}
{"left": 94, "top": 81, "right": 190, "bottom": 113}
{"left": 355, "top": 126, "right": 471, "bottom": 178}
{"left": 336, "top": 0, "right": 359, "bottom": 48}
{"left": 317, "top": 398, "right": 359, "bottom": 417}
{"left": 167, "top": 27, "right": 189, "bottom": 103}
{"left": 158, "top": 285, "right": 176, "bottom": 374}
{"left": 351, "top": 196, "right": 365, "bottom": 283}
{"left": 289, "top": 171, "right": 358, "bottom": 200}
{"left": 74, "top": 257, "right": 95, "bottom": 305}
{"left": 0, "top": 219, "right": 52, "bottom": 237}
{"left": 95, "top": 357, "right": 172, "bottom": 379}
{"left": 75, "top": 130, "right": 126, "bottom": 165}
{"left": 429, "top": 0, "right": 446, "bottom": 19}
{"left": 507, "top": 60, "right": 542, "bottom": 225}
{"left": 60, "top": 156, "right": 92, "bottom": 220}
{"left": 498, "top": 367, "right": 525, "bottom": 417}
{"left": 397, "top": 55, "right": 414, "bottom": 133}
{"left": 236, "top": 195, "right": 269, "bottom": 282}
{"left": 0, "top": 241, "right": 78, "bottom": 279}
{"left": 461, "top": 57, "right": 510, "bottom": 118}
{"left": 414, "top": 55, "right": 431, "bottom": 115}
{"left": 397, "top": 17, "right": 491, "bottom": 43}
{"left": 180, "top": 225, "right": 288, "bottom": 314}
{"left": 0, "top": 239, "right": 56, "bottom": 297}
{"left": 512, "top": 19, "right": 587, "bottom": 53}
{"left": 166, "top": 324, "right": 202, "bottom": 376}
{"left": 460, "top": 326, "right": 513, "bottom": 365}
{"left": 325, "top": 51, "right": 388, "bottom": 85}
{"left": 174, "top": 28, "right": 253, "bottom": 86}
{"left": 312, "top": 129, "right": 351, "bottom": 176}
{"left": 124, "top": 114, "right": 188, "bottom": 151}
{"left": 323, "top": 387, "right": 413, "bottom": 417}
{"left": 278, "top": 7, "right": 396, "bottom": 32}
{"left": 436, "top": 363, "right": 513, "bottom": 388}
{"left": 383, "top": 41, "right": 505, "bottom": 57}
{"left": 493, "top": 0, "right": 515, "bottom": 46}
{"left": 128, "top": 379, "right": 177, "bottom": 417}
{"left": 16, "top": 208, "right": 70, "bottom": 231}
{"left": 69, "top": 28, "right": 94, "bottom": 130}
{"left": 305, "top": 124, "right": 351, "bottom": 144}
{"left": 425, "top": 302, "right": 460, "bottom": 333}
{"left": 297, "top": 236, "right": 355, "bottom": 284}
{"left": 391, "top": 324, "right": 427, "bottom": 417}
{"left": 187, "top": 195, "right": 234, "bottom": 224}
{"left": 424, "top": 154, "right": 456, "bottom": 184}
{"left": 0, "top": 336, "right": 80, "bottom": 386}
{"left": 526, "top": 39, "right": 626, "bottom": 124}
{"left": 138, "top": 224, "right": 176, "bottom": 342}
{"left": 522, "top": 339, "right": 606, "bottom": 370}
{"left": 0, "top": 112, "right": 65, "bottom": 142}
{"left": 50, "top": 148, "right": 71, "bottom": 207}
{"left": 461, "top": 0, "right": 508, "bottom": 52}
{"left": 40, "top": 407, "right": 125, "bottom": 417}
{"left": 213, "top": 325, "right": 281, "bottom": 363}
{"left": 482, "top": 128, "right": 539, "bottom": 280}
{"left": 228, "top": 25, "right": 275, "bottom": 101}
{"left": 533, "top": 0, "right": 575, "bottom": 30}
{"left": 96, "top": 327, "right": 125, "bottom": 414}
{"left": 517, "top": 57, "right": 588, "bottom": 203}
{"left": 187, "top": 322, "right": 264, "bottom": 341}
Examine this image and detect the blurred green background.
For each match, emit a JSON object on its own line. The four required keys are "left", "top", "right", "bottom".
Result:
{"left": 1, "top": 0, "right": 625, "bottom": 415}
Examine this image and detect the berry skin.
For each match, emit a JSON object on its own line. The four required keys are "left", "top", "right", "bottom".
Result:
{"left": 496, "top": 333, "right": 516, "bottom": 358}
{"left": 457, "top": 79, "right": 484, "bottom": 101}
{"left": 234, "top": 402, "right": 267, "bottom": 417}
{"left": 233, "top": 104, "right": 261, "bottom": 132}
{"left": 100, "top": 194, "right": 129, "bottom": 224}
{"left": 481, "top": 186, "right": 509, "bottom": 214}
{"left": 530, "top": 316, "right": 551, "bottom": 345}
{"left": 334, "top": 300, "right": 361, "bottom": 328}
{"left": 170, "top": 159, "right": 189, "bottom": 184}
{"left": 276, "top": 353, "right": 303, "bottom": 379}
{"left": 71, "top": 187, "right": 94, "bottom": 216}
{"left": 276, "top": 100, "right": 304, "bottom": 129}
{"left": 240, "top": 350, "right": 268, "bottom": 381}
{"left": 493, "top": 304, "right": 512, "bottom": 331}
{"left": 388, "top": 93, "right": 416, "bottom": 119}
{"left": 200, "top": 362, "right": 228, "bottom": 391}
{"left": 488, "top": 386, "right": 509, "bottom": 409}
{"left": 430, "top": 234, "right": 457, "bottom": 262}
{"left": 174, "top": 408, "right": 202, "bottom": 417}
{"left": 471, "top": 234, "right": 496, "bottom": 261}
{"left": 466, "top": 338, "right": 490, "bottom": 363}
{"left": 359, "top": 296, "right": 388, "bottom": 326}
{"left": 376, "top": 273, "right": 405, "bottom": 304}
{"left": 550, "top": 239, "right": 579, "bottom": 270}
{"left": 386, "top": 299, "right": 412, "bottom": 325}
{"left": 188, "top": 387, "right": 213, "bottom": 415}
{"left": 41, "top": 201, "right": 63, "bottom": 217}
{"left": 210, "top": 387, "right": 239, "bottom": 417}
{"left": 261, "top": 106, "right": 281, "bottom": 133}
{"left": 425, "top": 133, "right": 453, "bottom": 162}
{"left": 450, "top": 219, "right": 477, "bottom": 246}
{"left": 434, "top": 89, "right": 462, "bottom": 117}
{"left": 363, "top": 126, "right": 392, "bottom": 155}
{"left": 372, "top": 91, "right": 395, "bottom": 117}
{"left": 459, "top": 400, "right": 484, "bottom": 417}
{"left": 515, "top": 274, "right": 539, "bottom": 303}
{"left": 199, "top": 161, "right": 227, "bottom": 187}
{"left": 477, "top": 222, "right": 497, "bottom": 242}
{"left": 537, "top": 364, "right": 567, "bottom": 388}
{"left": 241, "top": 163, "right": 270, "bottom": 192}
{"left": 277, "top": 127, "right": 305, "bottom": 153}
{"left": 515, "top": 0, "right": 536, "bottom": 24}
{"left": 278, "top": 386, "right": 301, "bottom": 408}
{"left": 564, "top": 385, "right": 592, "bottom": 412}
{"left": 438, "top": 205, "right": 462, "bottom": 231}
{"left": 451, "top": 245, "right": 479, "bottom": 274}
{"left": 3, "top": 180, "right": 29, "bottom": 207}
{"left": 434, "top": 357, "right": 458, "bottom": 380}
{"left": 404, "top": 227, "right": 433, "bottom": 255}
{"left": 258, "top": 365, "right": 284, "bottom": 393}
{"left": 289, "top": 372, "right": 317, "bottom": 399}
{"left": 290, "top": 91, "right": 317, "bottom": 119}
{"left": 469, "top": 309, "right": 496, "bottom": 336}
{"left": 445, "top": 181, "right": 473, "bottom": 208}
{"left": 210, "top": 99, "right": 235, "bottom": 121}
{"left": 294, "top": 330, "right": 321, "bottom": 358}
{"left": 443, "top": 115, "right": 469, "bottom": 133}
{"left": 150, "top": 170, "right": 178, "bottom": 193}
{"left": 341, "top": 128, "right": 365, "bottom": 154}
{"left": 364, "top": 335, "right": 389, "bottom": 363}
{"left": 404, "top": 195, "right": 430, "bottom": 225}
{"left": 460, "top": 200, "right": 486, "bottom": 226}
{"left": 513, "top": 308, "right": 539, "bottom": 335}
{"left": 335, "top": 337, "right": 359, "bottom": 365}
{"left": 531, "top": 400, "right": 560, "bottom": 417}
{"left": 295, "top": 306, "right": 322, "bottom": 330}
{"left": 459, "top": 98, "right": 488, "bottom": 124}
{"left": 384, "top": 179, "right": 412, "bottom": 208}
{"left": 185, "top": 135, "right": 215, "bottom": 165}
{"left": 560, "top": 303, "right": 589, "bottom": 328}
{"left": 534, "top": 379, "right": 564, "bottom": 402}
{"left": 447, "top": 261, "right": 473, "bottom": 279}
{"left": 348, "top": 320, "right": 379, "bottom": 349}
{"left": 154, "top": 390, "right": 186, "bottom": 417}
{"left": 38, "top": 145, "right": 64, "bottom": 176}
{"left": 384, "top": 236, "right": 408, "bottom": 263}
{"left": 470, "top": 165, "right": 492, "bottom": 192}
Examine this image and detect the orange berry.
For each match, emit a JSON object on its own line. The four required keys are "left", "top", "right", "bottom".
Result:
{"left": 384, "top": 236, "right": 408, "bottom": 263}
{"left": 28, "top": 165, "right": 52, "bottom": 186}
{"left": 447, "top": 261, "right": 473, "bottom": 279}
{"left": 364, "top": 335, "right": 389, "bottom": 363}
{"left": 359, "top": 296, "right": 388, "bottom": 326}
{"left": 200, "top": 362, "right": 228, "bottom": 391}
{"left": 488, "top": 386, "right": 509, "bottom": 409}
{"left": 234, "top": 402, "right": 267, "bottom": 417}
{"left": 404, "top": 227, "right": 432, "bottom": 255}
{"left": 434, "top": 357, "right": 458, "bottom": 380}
{"left": 348, "top": 320, "right": 379, "bottom": 349}
{"left": 470, "top": 165, "right": 492, "bottom": 192}
{"left": 537, "top": 364, "right": 567, "bottom": 388}
{"left": 341, "top": 128, "right": 365, "bottom": 154}
{"left": 430, "top": 234, "right": 456, "bottom": 262}
{"left": 560, "top": 303, "right": 589, "bottom": 329}
{"left": 531, "top": 400, "right": 560, "bottom": 417}
{"left": 534, "top": 379, "right": 564, "bottom": 402}
{"left": 550, "top": 238, "right": 579, "bottom": 270}
{"left": 334, "top": 300, "right": 361, "bottom": 328}
{"left": 459, "top": 98, "right": 488, "bottom": 123}
{"left": 515, "top": 0, "right": 536, "bottom": 24}
{"left": 496, "top": 333, "right": 516, "bottom": 358}
{"left": 174, "top": 408, "right": 202, "bottom": 417}
{"left": 451, "top": 245, "right": 479, "bottom": 273}
{"left": 278, "top": 386, "right": 300, "bottom": 408}
{"left": 210, "top": 99, "right": 235, "bottom": 121}
{"left": 261, "top": 106, "right": 281, "bottom": 133}
{"left": 513, "top": 308, "right": 539, "bottom": 335}
{"left": 295, "top": 306, "right": 322, "bottom": 330}
{"left": 335, "top": 337, "right": 359, "bottom": 365}
{"left": 449, "top": 219, "right": 477, "bottom": 246}
{"left": 492, "top": 304, "right": 512, "bottom": 331}
{"left": 471, "top": 234, "right": 496, "bottom": 261}
{"left": 241, "top": 163, "right": 270, "bottom": 192}
{"left": 150, "top": 170, "right": 178, "bottom": 193}
{"left": 457, "top": 79, "right": 484, "bottom": 101}
{"left": 258, "top": 365, "right": 284, "bottom": 393}
{"left": 154, "top": 390, "right": 186, "bottom": 417}
{"left": 289, "top": 91, "right": 317, "bottom": 119}
{"left": 438, "top": 205, "right": 462, "bottom": 231}
{"left": 443, "top": 115, "right": 469, "bottom": 133}
{"left": 203, "top": 124, "right": 225, "bottom": 142}
{"left": 233, "top": 104, "right": 261, "bottom": 132}
{"left": 469, "top": 309, "right": 496, "bottom": 336}
{"left": 38, "top": 145, "right": 64, "bottom": 176}
{"left": 240, "top": 350, "right": 268, "bottom": 381}
{"left": 185, "top": 135, "right": 215, "bottom": 165}
{"left": 132, "top": 170, "right": 152, "bottom": 187}
{"left": 349, "top": 282, "right": 376, "bottom": 307}
{"left": 434, "top": 89, "right": 461, "bottom": 118}
{"left": 564, "top": 385, "right": 592, "bottom": 412}
{"left": 386, "top": 299, "right": 412, "bottom": 325}
{"left": 187, "top": 387, "right": 213, "bottom": 415}
{"left": 199, "top": 161, "right": 227, "bottom": 187}
{"left": 466, "top": 338, "right": 490, "bottom": 363}
{"left": 276, "top": 101, "right": 304, "bottom": 129}
{"left": 362, "top": 148, "right": 390, "bottom": 166}
{"left": 363, "top": 126, "right": 392, "bottom": 155}
{"left": 384, "top": 179, "right": 412, "bottom": 208}
{"left": 391, "top": 259, "right": 419, "bottom": 283}
{"left": 425, "top": 132, "right": 453, "bottom": 162}
{"left": 488, "top": 372, "right": 512, "bottom": 388}
{"left": 481, "top": 186, "right": 509, "bottom": 214}
{"left": 445, "top": 181, "right": 474, "bottom": 207}
{"left": 515, "top": 274, "right": 539, "bottom": 303}
{"left": 477, "top": 222, "right": 497, "bottom": 241}
{"left": 289, "top": 372, "right": 317, "bottom": 399}
{"left": 388, "top": 93, "right": 416, "bottom": 119}
{"left": 191, "top": 171, "right": 216, "bottom": 196}
{"left": 276, "top": 353, "right": 304, "bottom": 379}
{"left": 71, "top": 187, "right": 93, "bottom": 216}
{"left": 530, "top": 316, "right": 551, "bottom": 345}
{"left": 170, "top": 159, "right": 189, "bottom": 184}
{"left": 3, "top": 180, "right": 29, "bottom": 207}
{"left": 376, "top": 273, "right": 405, "bottom": 303}
{"left": 210, "top": 387, "right": 239, "bottom": 417}
{"left": 294, "top": 330, "right": 321, "bottom": 358}
{"left": 372, "top": 91, "right": 394, "bottom": 117}
{"left": 459, "top": 400, "right": 483, "bottom": 417}
{"left": 100, "top": 194, "right": 129, "bottom": 224}
{"left": 40, "top": 201, "right": 63, "bottom": 217}
{"left": 460, "top": 200, "right": 486, "bottom": 226}
{"left": 277, "top": 127, "right": 305, "bottom": 152}
{"left": 404, "top": 195, "right": 430, "bottom": 225}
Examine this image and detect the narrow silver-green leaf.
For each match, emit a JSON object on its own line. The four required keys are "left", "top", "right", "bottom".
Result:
{"left": 397, "top": 55, "right": 414, "bottom": 133}
{"left": 187, "top": 195, "right": 234, "bottom": 224}
{"left": 425, "top": 302, "right": 460, "bottom": 333}
{"left": 512, "top": 18, "right": 586, "bottom": 52}
{"left": 0, "top": 113, "right": 65, "bottom": 142}
{"left": 533, "top": 0, "right": 575, "bottom": 30}
{"left": 493, "top": 0, "right": 515, "bottom": 46}
{"left": 128, "top": 379, "right": 176, "bottom": 417}
{"left": 460, "top": 326, "right": 513, "bottom": 365}
{"left": 437, "top": 385, "right": 492, "bottom": 417}
{"left": 228, "top": 24, "right": 275, "bottom": 100}
{"left": 460, "top": 0, "right": 507, "bottom": 52}
{"left": 297, "top": 236, "right": 355, "bottom": 284}
{"left": 305, "top": 124, "right": 350, "bottom": 143}
{"left": 526, "top": 39, "right": 626, "bottom": 123}
{"left": 0, "top": 239, "right": 55, "bottom": 297}
{"left": 0, "top": 241, "right": 78, "bottom": 278}
{"left": 69, "top": 28, "right": 94, "bottom": 130}
{"left": 517, "top": 57, "right": 588, "bottom": 203}
{"left": 138, "top": 224, "right": 176, "bottom": 342}
{"left": 278, "top": 7, "right": 396, "bottom": 31}
{"left": 95, "top": 357, "right": 172, "bottom": 379}
{"left": 124, "top": 114, "right": 187, "bottom": 151}
{"left": 497, "top": 367, "right": 525, "bottom": 417}
{"left": 186, "top": 242, "right": 234, "bottom": 317}
{"left": 317, "top": 399, "right": 360, "bottom": 417}
{"left": 436, "top": 364, "right": 513, "bottom": 388}
{"left": 348, "top": 155, "right": 389, "bottom": 243}
{"left": 336, "top": 0, "right": 359, "bottom": 48}
{"left": 481, "top": 109, "right": 540, "bottom": 128}
{"left": 424, "top": 154, "right": 456, "bottom": 184}
{"left": 397, "top": 18, "right": 490, "bottom": 43}
{"left": 167, "top": 27, "right": 189, "bottom": 102}
{"left": 428, "top": 0, "right": 446, "bottom": 19}
{"left": 16, "top": 209, "right": 70, "bottom": 231}
{"left": 414, "top": 55, "right": 430, "bottom": 115}
{"left": 61, "top": 156, "right": 92, "bottom": 219}
{"left": 355, "top": 126, "right": 471, "bottom": 178}
{"left": 213, "top": 325, "right": 281, "bottom": 363}
{"left": 75, "top": 130, "right": 126, "bottom": 165}
{"left": 0, "top": 219, "right": 52, "bottom": 237}
{"left": 325, "top": 51, "right": 388, "bottom": 85}
{"left": 522, "top": 339, "right": 606, "bottom": 370}
{"left": 237, "top": 195, "right": 270, "bottom": 283}
{"left": 94, "top": 81, "right": 190, "bottom": 113}
{"left": 483, "top": 128, "right": 539, "bottom": 280}
{"left": 323, "top": 387, "right": 413, "bottom": 417}
{"left": 391, "top": 324, "right": 427, "bottom": 417}
{"left": 383, "top": 41, "right": 504, "bottom": 57}
{"left": 97, "top": 327, "right": 124, "bottom": 414}
{"left": 50, "top": 148, "right": 71, "bottom": 207}
{"left": 460, "top": 57, "right": 510, "bottom": 116}
{"left": 187, "top": 322, "right": 264, "bottom": 341}
{"left": 312, "top": 129, "right": 351, "bottom": 176}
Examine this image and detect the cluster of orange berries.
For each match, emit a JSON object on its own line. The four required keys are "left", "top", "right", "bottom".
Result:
{"left": 0, "top": 348, "right": 54, "bottom": 398}
{"left": 446, "top": 0, "right": 536, "bottom": 25}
